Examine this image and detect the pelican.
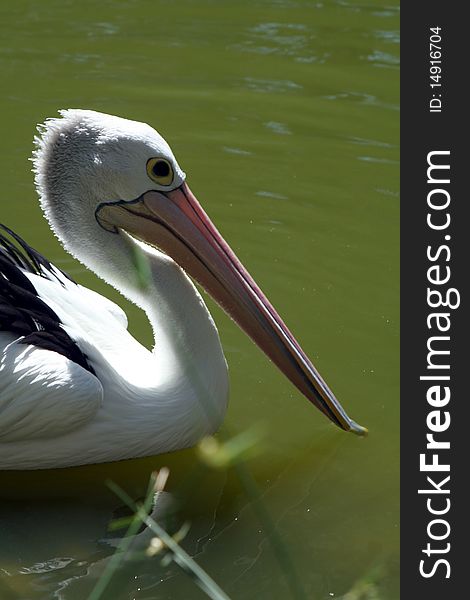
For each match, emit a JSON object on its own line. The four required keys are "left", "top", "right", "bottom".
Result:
{"left": 0, "top": 110, "right": 365, "bottom": 470}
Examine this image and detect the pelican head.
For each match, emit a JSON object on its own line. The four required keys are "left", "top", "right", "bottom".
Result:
{"left": 33, "top": 109, "right": 366, "bottom": 436}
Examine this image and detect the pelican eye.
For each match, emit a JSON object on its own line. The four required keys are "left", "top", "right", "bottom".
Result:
{"left": 146, "top": 158, "right": 174, "bottom": 186}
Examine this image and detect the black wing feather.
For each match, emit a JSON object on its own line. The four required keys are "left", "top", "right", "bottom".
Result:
{"left": 0, "top": 224, "right": 95, "bottom": 374}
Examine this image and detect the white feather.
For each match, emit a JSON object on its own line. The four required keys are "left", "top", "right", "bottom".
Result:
{"left": 0, "top": 111, "right": 229, "bottom": 469}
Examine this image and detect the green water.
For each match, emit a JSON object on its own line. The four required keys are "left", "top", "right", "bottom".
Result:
{"left": 0, "top": 1, "right": 399, "bottom": 598}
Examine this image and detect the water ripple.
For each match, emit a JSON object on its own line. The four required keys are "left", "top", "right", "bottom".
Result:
{"left": 357, "top": 155, "right": 399, "bottom": 165}
{"left": 256, "top": 190, "right": 289, "bottom": 201}
{"left": 223, "top": 146, "right": 252, "bottom": 156}
{"left": 375, "top": 187, "right": 399, "bottom": 198}
{"left": 372, "top": 29, "right": 400, "bottom": 44}
{"left": 243, "top": 77, "right": 302, "bottom": 93}
{"left": 366, "top": 49, "right": 399, "bottom": 68}
{"left": 323, "top": 91, "right": 399, "bottom": 111}
{"left": 231, "top": 21, "right": 326, "bottom": 64}
{"left": 264, "top": 121, "right": 292, "bottom": 135}
{"left": 348, "top": 136, "right": 396, "bottom": 149}
{"left": 18, "top": 557, "right": 75, "bottom": 574}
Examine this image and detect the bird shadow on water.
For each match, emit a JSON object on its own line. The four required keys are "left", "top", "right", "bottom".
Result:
{"left": 0, "top": 431, "right": 389, "bottom": 600}
{"left": 0, "top": 446, "right": 227, "bottom": 599}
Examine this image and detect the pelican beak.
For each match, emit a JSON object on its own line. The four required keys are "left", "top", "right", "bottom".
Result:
{"left": 96, "top": 182, "right": 366, "bottom": 435}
